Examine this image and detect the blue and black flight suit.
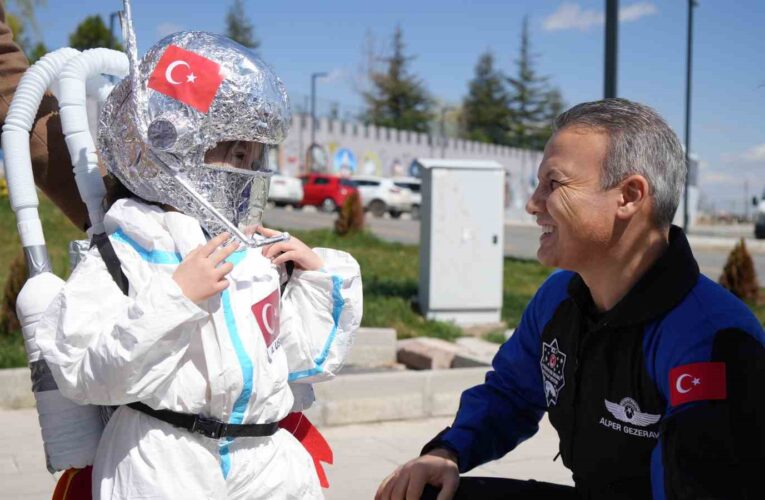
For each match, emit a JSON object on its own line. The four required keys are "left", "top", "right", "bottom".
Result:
{"left": 423, "top": 227, "right": 765, "bottom": 499}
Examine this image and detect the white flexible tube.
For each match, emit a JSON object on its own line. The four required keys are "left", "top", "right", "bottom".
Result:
{"left": 58, "top": 48, "right": 129, "bottom": 235}
{"left": 2, "top": 47, "right": 106, "bottom": 473}
{"left": 1, "top": 47, "right": 80, "bottom": 250}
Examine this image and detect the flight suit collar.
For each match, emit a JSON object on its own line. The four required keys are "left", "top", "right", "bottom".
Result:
{"left": 567, "top": 225, "right": 700, "bottom": 329}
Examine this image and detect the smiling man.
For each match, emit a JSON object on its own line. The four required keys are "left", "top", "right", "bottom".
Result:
{"left": 377, "top": 98, "right": 765, "bottom": 500}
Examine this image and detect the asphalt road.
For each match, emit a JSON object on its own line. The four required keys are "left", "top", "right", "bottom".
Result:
{"left": 262, "top": 206, "right": 765, "bottom": 281}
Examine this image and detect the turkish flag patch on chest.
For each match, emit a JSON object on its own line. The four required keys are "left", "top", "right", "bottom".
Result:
{"left": 148, "top": 45, "right": 224, "bottom": 113}
{"left": 251, "top": 289, "right": 280, "bottom": 348}
{"left": 669, "top": 362, "right": 727, "bottom": 407}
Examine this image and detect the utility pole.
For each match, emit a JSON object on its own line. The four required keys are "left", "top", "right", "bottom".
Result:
{"left": 604, "top": 0, "right": 618, "bottom": 98}
{"left": 310, "top": 72, "right": 327, "bottom": 147}
{"left": 109, "top": 12, "right": 121, "bottom": 49}
{"left": 683, "top": 0, "right": 698, "bottom": 231}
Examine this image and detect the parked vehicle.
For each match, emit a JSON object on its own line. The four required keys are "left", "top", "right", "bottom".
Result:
{"left": 392, "top": 177, "right": 421, "bottom": 219}
{"left": 299, "top": 173, "right": 358, "bottom": 212}
{"left": 352, "top": 175, "right": 413, "bottom": 218}
{"left": 268, "top": 174, "right": 303, "bottom": 208}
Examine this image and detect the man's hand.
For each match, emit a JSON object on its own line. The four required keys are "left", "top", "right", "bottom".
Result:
{"left": 172, "top": 233, "right": 239, "bottom": 303}
{"left": 375, "top": 448, "right": 460, "bottom": 500}
{"left": 257, "top": 226, "right": 324, "bottom": 271}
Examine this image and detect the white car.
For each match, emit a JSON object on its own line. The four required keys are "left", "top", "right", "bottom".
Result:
{"left": 352, "top": 175, "right": 413, "bottom": 218}
{"left": 392, "top": 177, "right": 422, "bottom": 220}
{"left": 268, "top": 174, "right": 303, "bottom": 208}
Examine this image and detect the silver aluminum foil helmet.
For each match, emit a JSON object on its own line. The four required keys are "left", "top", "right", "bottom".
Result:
{"left": 98, "top": 30, "right": 291, "bottom": 238}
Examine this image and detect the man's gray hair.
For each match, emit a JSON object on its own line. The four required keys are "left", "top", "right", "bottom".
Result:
{"left": 554, "top": 98, "right": 685, "bottom": 228}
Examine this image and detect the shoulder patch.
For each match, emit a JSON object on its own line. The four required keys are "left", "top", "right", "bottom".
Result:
{"left": 669, "top": 362, "right": 726, "bottom": 407}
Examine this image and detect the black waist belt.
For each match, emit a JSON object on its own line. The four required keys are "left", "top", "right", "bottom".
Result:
{"left": 127, "top": 402, "right": 280, "bottom": 439}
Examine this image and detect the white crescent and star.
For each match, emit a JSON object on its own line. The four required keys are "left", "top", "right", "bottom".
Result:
{"left": 165, "top": 60, "right": 197, "bottom": 85}
{"left": 261, "top": 303, "right": 276, "bottom": 335}
{"left": 675, "top": 373, "right": 702, "bottom": 394}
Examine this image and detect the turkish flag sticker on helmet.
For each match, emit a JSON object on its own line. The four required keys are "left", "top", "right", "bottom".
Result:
{"left": 148, "top": 45, "right": 224, "bottom": 113}
{"left": 251, "top": 289, "right": 280, "bottom": 348}
{"left": 669, "top": 362, "right": 727, "bottom": 407}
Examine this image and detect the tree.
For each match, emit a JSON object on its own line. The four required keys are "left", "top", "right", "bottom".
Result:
{"left": 28, "top": 41, "right": 47, "bottom": 63}
{"left": 5, "top": 0, "right": 45, "bottom": 60}
{"left": 719, "top": 239, "right": 760, "bottom": 302}
{"left": 461, "top": 51, "right": 512, "bottom": 145}
{"left": 362, "top": 25, "right": 433, "bottom": 133}
{"left": 68, "top": 15, "right": 123, "bottom": 51}
{"left": 225, "top": 0, "right": 259, "bottom": 50}
{"left": 506, "top": 16, "right": 562, "bottom": 150}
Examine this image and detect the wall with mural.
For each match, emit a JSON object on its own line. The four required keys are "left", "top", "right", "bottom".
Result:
{"left": 276, "top": 114, "right": 544, "bottom": 212}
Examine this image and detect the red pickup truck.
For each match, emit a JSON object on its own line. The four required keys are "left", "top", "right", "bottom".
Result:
{"left": 299, "top": 173, "right": 358, "bottom": 212}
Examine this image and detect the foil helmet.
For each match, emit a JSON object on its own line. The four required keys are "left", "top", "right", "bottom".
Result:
{"left": 98, "top": 31, "right": 292, "bottom": 238}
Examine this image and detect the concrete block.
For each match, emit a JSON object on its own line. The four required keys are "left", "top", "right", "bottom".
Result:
{"left": 322, "top": 394, "right": 424, "bottom": 426}
{"left": 427, "top": 367, "right": 486, "bottom": 416}
{"left": 396, "top": 337, "right": 464, "bottom": 370}
{"left": 344, "top": 327, "right": 397, "bottom": 367}
{"left": 0, "top": 368, "right": 33, "bottom": 409}
{"left": 313, "top": 370, "right": 429, "bottom": 424}
{"left": 452, "top": 337, "right": 500, "bottom": 367}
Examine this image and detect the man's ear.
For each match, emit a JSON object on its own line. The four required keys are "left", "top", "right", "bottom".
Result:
{"left": 616, "top": 174, "right": 650, "bottom": 220}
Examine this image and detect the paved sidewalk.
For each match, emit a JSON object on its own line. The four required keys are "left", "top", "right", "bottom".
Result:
{"left": 0, "top": 409, "right": 571, "bottom": 499}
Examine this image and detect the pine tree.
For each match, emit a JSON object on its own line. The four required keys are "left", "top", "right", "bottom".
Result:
{"left": 461, "top": 51, "right": 511, "bottom": 145}
{"left": 225, "top": 0, "right": 260, "bottom": 50}
{"left": 69, "top": 15, "right": 123, "bottom": 51}
{"left": 507, "top": 16, "right": 560, "bottom": 150}
{"left": 719, "top": 239, "right": 760, "bottom": 302}
{"left": 362, "top": 26, "right": 433, "bottom": 133}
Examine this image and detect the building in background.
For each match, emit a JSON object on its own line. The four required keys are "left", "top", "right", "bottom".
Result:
{"left": 278, "top": 114, "right": 543, "bottom": 221}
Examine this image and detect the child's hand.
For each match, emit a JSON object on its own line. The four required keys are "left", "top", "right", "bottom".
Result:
{"left": 257, "top": 226, "right": 324, "bottom": 271}
{"left": 172, "top": 233, "right": 240, "bottom": 303}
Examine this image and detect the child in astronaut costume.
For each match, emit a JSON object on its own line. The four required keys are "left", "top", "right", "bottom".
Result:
{"left": 34, "top": 30, "right": 362, "bottom": 500}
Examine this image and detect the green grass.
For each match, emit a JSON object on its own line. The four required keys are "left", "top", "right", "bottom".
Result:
{"left": 0, "top": 193, "right": 548, "bottom": 367}
{"left": 6, "top": 194, "right": 765, "bottom": 369}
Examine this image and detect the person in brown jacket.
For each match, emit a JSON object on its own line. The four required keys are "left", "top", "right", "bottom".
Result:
{"left": 0, "top": 0, "right": 88, "bottom": 230}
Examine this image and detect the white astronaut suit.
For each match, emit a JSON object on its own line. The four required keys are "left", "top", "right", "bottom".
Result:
{"left": 33, "top": 28, "right": 363, "bottom": 500}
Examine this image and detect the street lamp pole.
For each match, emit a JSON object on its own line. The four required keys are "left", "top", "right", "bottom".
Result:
{"left": 683, "top": 0, "right": 697, "bottom": 231}
{"left": 604, "top": 0, "right": 618, "bottom": 98}
{"left": 310, "top": 72, "right": 328, "bottom": 146}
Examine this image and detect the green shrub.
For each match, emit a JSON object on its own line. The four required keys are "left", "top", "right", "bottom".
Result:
{"left": 719, "top": 238, "right": 759, "bottom": 302}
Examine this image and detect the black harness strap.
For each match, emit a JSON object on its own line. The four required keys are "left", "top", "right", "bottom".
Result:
{"left": 92, "top": 232, "right": 130, "bottom": 296}
{"left": 127, "top": 402, "right": 279, "bottom": 439}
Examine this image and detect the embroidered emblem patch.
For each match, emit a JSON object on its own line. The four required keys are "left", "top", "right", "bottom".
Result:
{"left": 540, "top": 339, "right": 566, "bottom": 406}
{"left": 605, "top": 398, "right": 661, "bottom": 427}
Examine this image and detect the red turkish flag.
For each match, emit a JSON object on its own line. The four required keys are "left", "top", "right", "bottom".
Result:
{"left": 251, "top": 289, "right": 280, "bottom": 347}
{"left": 669, "top": 362, "right": 727, "bottom": 407}
{"left": 148, "top": 45, "right": 224, "bottom": 113}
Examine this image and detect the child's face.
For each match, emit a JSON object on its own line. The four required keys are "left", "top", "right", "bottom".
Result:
{"left": 204, "top": 141, "right": 266, "bottom": 171}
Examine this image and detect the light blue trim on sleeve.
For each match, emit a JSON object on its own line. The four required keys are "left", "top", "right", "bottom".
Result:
{"left": 288, "top": 274, "right": 345, "bottom": 382}
{"left": 110, "top": 228, "right": 182, "bottom": 264}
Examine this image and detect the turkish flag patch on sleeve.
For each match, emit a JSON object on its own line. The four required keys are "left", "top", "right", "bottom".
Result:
{"left": 669, "top": 362, "right": 727, "bottom": 407}
{"left": 148, "top": 45, "right": 224, "bottom": 113}
{"left": 251, "top": 289, "right": 280, "bottom": 348}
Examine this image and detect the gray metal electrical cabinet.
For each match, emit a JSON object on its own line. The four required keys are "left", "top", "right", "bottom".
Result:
{"left": 417, "top": 159, "right": 505, "bottom": 326}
